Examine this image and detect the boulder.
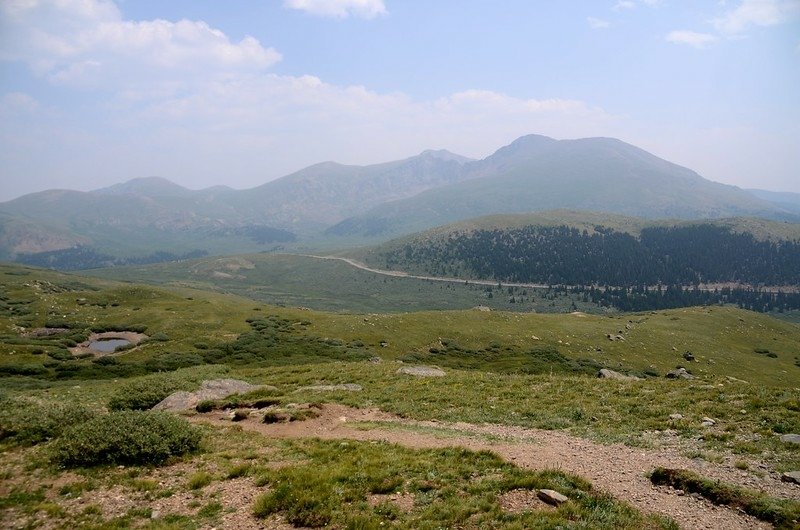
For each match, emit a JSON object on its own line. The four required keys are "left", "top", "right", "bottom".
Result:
{"left": 781, "top": 471, "right": 800, "bottom": 485}
{"left": 397, "top": 366, "right": 446, "bottom": 377}
{"left": 153, "top": 379, "right": 268, "bottom": 411}
{"left": 779, "top": 434, "right": 800, "bottom": 445}
{"left": 665, "top": 367, "right": 694, "bottom": 380}
{"left": 152, "top": 391, "right": 197, "bottom": 411}
{"left": 537, "top": 489, "right": 569, "bottom": 506}
{"left": 195, "top": 379, "right": 260, "bottom": 401}
{"left": 597, "top": 369, "right": 640, "bottom": 381}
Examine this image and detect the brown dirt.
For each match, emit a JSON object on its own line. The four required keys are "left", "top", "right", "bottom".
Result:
{"left": 193, "top": 404, "right": 800, "bottom": 530}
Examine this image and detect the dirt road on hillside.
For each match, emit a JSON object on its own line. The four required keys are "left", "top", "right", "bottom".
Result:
{"left": 195, "top": 404, "right": 800, "bottom": 530}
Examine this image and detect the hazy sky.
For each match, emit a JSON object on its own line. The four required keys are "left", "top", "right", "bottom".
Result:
{"left": 1, "top": 0, "right": 798, "bottom": 201}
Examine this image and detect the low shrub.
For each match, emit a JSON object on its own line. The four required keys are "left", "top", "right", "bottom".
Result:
{"left": 47, "top": 350, "right": 73, "bottom": 362}
{"left": 0, "top": 397, "right": 95, "bottom": 445}
{"left": 51, "top": 411, "right": 201, "bottom": 467}
{"left": 108, "top": 374, "right": 192, "bottom": 411}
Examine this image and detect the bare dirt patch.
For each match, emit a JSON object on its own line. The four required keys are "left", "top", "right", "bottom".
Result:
{"left": 193, "top": 403, "right": 798, "bottom": 530}
{"left": 497, "top": 489, "right": 553, "bottom": 513}
{"left": 367, "top": 492, "right": 415, "bottom": 512}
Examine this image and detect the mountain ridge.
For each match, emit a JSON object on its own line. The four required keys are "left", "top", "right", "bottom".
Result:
{"left": 1, "top": 134, "right": 797, "bottom": 265}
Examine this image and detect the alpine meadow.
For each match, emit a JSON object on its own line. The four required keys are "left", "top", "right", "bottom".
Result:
{"left": 1, "top": 1, "right": 799, "bottom": 530}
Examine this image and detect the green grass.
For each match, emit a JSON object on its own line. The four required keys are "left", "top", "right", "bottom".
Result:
{"left": 650, "top": 467, "right": 800, "bottom": 529}
{"left": 84, "top": 253, "right": 601, "bottom": 314}
{"left": 1, "top": 261, "right": 799, "bottom": 528}
{"left": 253, "top": 438, "right": 676, "bottom": 529}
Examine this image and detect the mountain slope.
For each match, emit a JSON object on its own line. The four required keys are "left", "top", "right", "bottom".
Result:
{"left": 747, "top": 189, "right": 800, "bottom": 215}
{"left": 0, "top": 150, "right": 473, "bottom": 260}
{"left": 355, "top": 210, "right": 800, "bottom": 291}
{"left": 328, "top": 136, "right": 788, "bottom": 238}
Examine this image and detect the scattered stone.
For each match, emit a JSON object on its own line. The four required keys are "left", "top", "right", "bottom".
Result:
{"left": 397, "top": 366, "right": 446, "bottom": 377}
{"left": 606, "top": 334, "right": 625, "bottom": 341}
{"left": 781, "top": 471, "right": 800, "bottom": 485}
{"left": 379, "top": 341, "right": 388, "bottom": 347}
{"left": 298, "top": 384, "right": 363, "bottom": 392}
{"left": 682, "top": 351, "right": 695, "bottom": 361}
{"left": 474, "top": 305, "right": 491, "bottom": 312}
{"left": 701, "top": 418, "right": 715, "bottom": 427}
{"left": 701, "top": 417, "right": 715, "bottom": 425}
{"left": 369, "top": 356, "right": 382, "bottom": 363}
{"left": 531, "top": 335, "right": 540, "bottom": 341}
{"left": 537, "top": 489, "right": 569, "bottom": 506}
{"left": 779, "top": 434, "right": 800, "bottom": 445}
{"left": 597, "top": 369, "right": 641, "bottom": 381}
{"left": 665, "top": 367, "right": 694, "bottom": 380}
{"left": 669, "top": 413, "right": 684, "bottom": 421}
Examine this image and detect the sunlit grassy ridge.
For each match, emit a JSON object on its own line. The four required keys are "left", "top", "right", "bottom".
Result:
{"left": 2, "top": 262, "right": 799, "bottom": 387}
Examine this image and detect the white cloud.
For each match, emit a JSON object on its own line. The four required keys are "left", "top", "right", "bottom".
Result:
{"left": 613, "top": 1, "right": 636, "bottom": 10}
{"left": 0, "top": 0, "right": 618, "bottom": 199}
{"left": 666, "top": 30, "right": 718, "bottom": 48}
{"left": 0, "top": 92, "right": 40, "bottom": 114}
{"left": 713, "top": 0, "right": 800, "bottom": 34}
{"left": 283, "top": 0, "right": 387, "bottom": 19}
{"left": 0, "top": 0, "right": 281, "bottom": 90}
{"left": 587, "top": 17, "right": 610, "bottom": 29}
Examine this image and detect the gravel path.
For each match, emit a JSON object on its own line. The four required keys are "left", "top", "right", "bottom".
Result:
{"left": 195, "top": 404, "right": 800, "bottom": 530}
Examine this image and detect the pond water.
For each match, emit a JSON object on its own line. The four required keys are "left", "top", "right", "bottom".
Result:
{"left": 88, "top": 339, "right": 131, "bottom": 353}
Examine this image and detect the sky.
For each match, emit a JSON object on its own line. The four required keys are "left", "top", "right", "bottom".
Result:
{"left": 0, "top": 0, "right": 798, "bottom": 201}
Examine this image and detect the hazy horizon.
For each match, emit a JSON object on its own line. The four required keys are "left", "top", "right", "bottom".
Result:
{"left": 1, "top": 0, "right": 799, "bottom": 202}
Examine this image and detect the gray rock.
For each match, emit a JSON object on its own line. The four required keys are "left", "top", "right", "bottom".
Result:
{"left": 597, "top": 369, "right": 641, "bottom": 381}
{"left": 701, "top": 417, "right": 715, "bottom": 426}
{"left": 537, "top": 489, "right": 569, "bottom": 505}
{"left": 665, "top": 367, "right": 694, "bottom": 380}
{"left": 397, "top": 366, "right": 446, "bottom": 377}
{"left": 682, "top": 351, "right": 695, "bottom": 361}
{"left": 153, "top": 379, "right": 270, "bottom": 411}
{"left": 299, "top": 384, "right": 363, "bottom": 392}
{"left": 669, "top": 413, "right": 684, "bottom": 421}
{"left": 781, "top": 471, "right": 800, "bottom": 485}
{"left": 195, "top": 379, "right": 261, "bottom": 401}
{"left": 779, "top": 434, "right": 800, "bottom": 445}
{"left": 152, "top": 391, "right": 198, "bottom": 411}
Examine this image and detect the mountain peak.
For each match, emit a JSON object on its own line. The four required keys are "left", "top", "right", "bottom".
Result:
{"left": 94, "top": 177, "right": 190, "bottom": 197}
{"left": 486, "top": 134, "right": 557, "bottom": 162}
{"left": 418, "top": 149, "right": 473, "bottom": 164}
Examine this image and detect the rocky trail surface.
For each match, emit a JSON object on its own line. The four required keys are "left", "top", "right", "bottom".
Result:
{"left": 195, "top": 404, "right": 800, "bottom": 530}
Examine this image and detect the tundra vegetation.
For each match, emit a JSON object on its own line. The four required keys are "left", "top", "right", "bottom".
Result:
{"left": 0, "top": 262, "right": 798, "bottom": 529}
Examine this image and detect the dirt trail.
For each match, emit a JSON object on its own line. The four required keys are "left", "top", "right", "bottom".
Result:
{"left": 302, "top": 254, "right": 552, "bottom": 289}
{"left": 195, "top": 404, "right": 799, "bottom": 530}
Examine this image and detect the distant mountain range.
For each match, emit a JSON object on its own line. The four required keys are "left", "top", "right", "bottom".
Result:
{"left": 328, "top": 135, "right": 794, "bottom": 238}
{"left": 0, "top": 134, "right": 797, "bottom": 268}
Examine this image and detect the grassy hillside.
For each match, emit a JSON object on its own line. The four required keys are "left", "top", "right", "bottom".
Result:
{"left": 84, "top": 253, "right": 604, "bottom": 314}
{"left": 2, "top": 262, "right": 799, "bottom": 528}
{"left": 4, "top": 262, "right": 800, "bottom": 388}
